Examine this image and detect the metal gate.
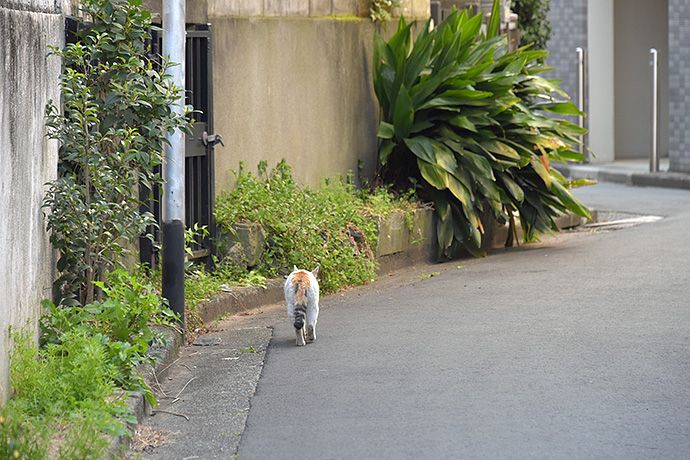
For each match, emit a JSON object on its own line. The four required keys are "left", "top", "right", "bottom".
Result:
{"left": 140, "top": 25, "right": 218, "bottom": 268}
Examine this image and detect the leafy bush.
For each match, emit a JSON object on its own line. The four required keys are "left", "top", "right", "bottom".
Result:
{"left": 511, "top": 0, "right": 551, "bottom": 51}
{"left": 43, "top": 0, "right": 189, "bottom": 306}
{"left": 370, "top": 0, "right": 402, "bottom": 26}
{"left": 40, "top": 269, "right": 175, "bottom": 405}
{"left": 373, "top": 1, "right": 590, "bottom": 257}
{"left": 215, "top": 160, "right": 417, "bottom": 292}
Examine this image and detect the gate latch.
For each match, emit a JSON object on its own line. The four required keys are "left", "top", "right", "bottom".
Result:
{"left": 202, "top": 132, "right": 225, "bottom": 147}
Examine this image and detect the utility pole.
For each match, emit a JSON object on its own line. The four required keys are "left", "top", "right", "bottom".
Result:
{"left": 161, "top": 0, "right": 186, "bottom": 338}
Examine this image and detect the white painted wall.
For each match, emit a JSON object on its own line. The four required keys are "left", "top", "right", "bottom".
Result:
{"left": 587, "top": 0, "right": 615, "bottom": 163}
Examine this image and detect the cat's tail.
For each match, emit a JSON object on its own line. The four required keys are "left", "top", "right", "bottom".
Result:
{"left": 290, "top": 272, "right": 310, "bottom": 330}
{"left": 293, "top": 302, "right": 306, "bottom": 330}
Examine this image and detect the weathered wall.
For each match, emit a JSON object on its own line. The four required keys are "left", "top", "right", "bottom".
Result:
{"left": 212, "top": 0, "right": 429, "bottom": 19}
{"left": 207, "top": 1, "right": 429, "bottom": 191}
{"left": 0, "top": 0, "right": 60, "bottom": 399}
{"left": 211, "top": 16, "right": 380, "bottom": 190}
{"left": 140, "top": 1, "right": 430, "bottom": 191}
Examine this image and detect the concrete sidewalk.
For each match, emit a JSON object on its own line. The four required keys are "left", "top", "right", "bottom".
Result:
{"left": 557, "top": 158, "right": 690, "bottom": 190}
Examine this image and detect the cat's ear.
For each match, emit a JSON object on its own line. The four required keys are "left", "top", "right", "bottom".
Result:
{"left": 293, "top": 265, "right": 298, "bottom": 272}
{"left": 312, "top": 267, "right": 320, "bottom": 277}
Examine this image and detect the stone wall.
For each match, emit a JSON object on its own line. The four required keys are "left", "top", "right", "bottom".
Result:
{"left": 0, "top": 0, "right": 61, "bottom": 399}
{"left": 545, "top": 0, "right": 587, "bottom": 105}
{"left": 668, "top": 0, "right": 690, "bottom": 172}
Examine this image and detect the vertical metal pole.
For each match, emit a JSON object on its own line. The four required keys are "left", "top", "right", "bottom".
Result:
{"left": 576, "top": 47, "right": 586, "bottom": 159}
{"left": 162, "top": 0, "right": 186, "bottom": 337}
{"left": 650, "top": 48, "right": 659, "bottom": 173}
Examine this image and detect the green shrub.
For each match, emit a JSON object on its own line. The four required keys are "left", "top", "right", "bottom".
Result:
{"left": 40, "top": 268, "right": 175, "bottom": 405}
{"left": 370, "top": 0, "right": 402, "bottom": 26}
{"left": 4, "top": 326, "right": 133, "bottom": 459}
{"left": 43, "top": 0, "right": 189, "bottom": 306}
{"left": 0, "top": 407, "right": 50, "bottom": 460}
{"left": 373, "top": 1, "right": 590, "bottom": 257}
{"left": 215, "top": 160, "right": 417, "bottom": 292}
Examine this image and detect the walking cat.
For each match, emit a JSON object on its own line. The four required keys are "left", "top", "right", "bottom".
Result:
{"left": 284, "top": 266, "right": 320, "bottom": 346}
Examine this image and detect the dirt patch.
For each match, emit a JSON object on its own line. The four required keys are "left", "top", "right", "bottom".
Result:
{"left": 129, "top": 426, "right": 174, "bottom": 454}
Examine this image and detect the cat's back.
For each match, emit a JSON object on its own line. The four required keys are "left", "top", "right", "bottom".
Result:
{"left": 284, "top": 269, "right": 319, "bottom": 303}
{"left": 284, "top": 269, "right": 311, "bottom": 298}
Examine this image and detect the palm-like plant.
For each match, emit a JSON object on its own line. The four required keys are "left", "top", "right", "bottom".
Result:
{"left": 373, "top": 0, "right": 591, "bottom": 257}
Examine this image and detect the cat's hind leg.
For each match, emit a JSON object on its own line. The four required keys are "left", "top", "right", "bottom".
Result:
{"left": 306, "top": 305, "right": 318, "bottom": 342}
{"left": 295, "top": 326, "right": 306, "bottom": 346}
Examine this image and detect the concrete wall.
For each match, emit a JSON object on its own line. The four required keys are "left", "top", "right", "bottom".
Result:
{"left": 206, "top": 2, "right": 429, "bottom": 191}
{"left": 141, "top": 1, "right": 430, "bottom": 191}
{"left": 613, "top": 0, "right": 669, "bottom": 161}
{"left": 0, "top": 0, "right": 60, "bottom": 399}
{"left": 210, "top": 0, "right": 429, "bottom": 19}
{"left": 211, "top": 16, "right": 380, "bottom": 190}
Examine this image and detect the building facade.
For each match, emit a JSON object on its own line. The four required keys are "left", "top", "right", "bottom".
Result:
{"left": 546, "top": 0, "right": 690, "bottom": 173}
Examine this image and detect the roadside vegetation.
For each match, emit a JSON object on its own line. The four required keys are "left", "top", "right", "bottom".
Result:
{"left": 214, "top": 159, "right": 419, "bottom": 293}
{"left": 372, "top": 0, "right": 591, "bottom": 257}
{"left": 511, "top": 0, "right": 551, "bottom": 52}
{"left": 3, "top": 0, "right": 588, "bottom": 457}
{"left": 3, "top": 0, "right": 183, "bottom": 456}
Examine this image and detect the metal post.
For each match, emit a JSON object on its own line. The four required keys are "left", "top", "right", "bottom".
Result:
{"left": 650, "top": 48, "right": 659, "bottom": 173}
{"left": 576, "top": 47, "right": 586, "bottom": 159}
{"left": 162, "top": 0, "right": 186, "bottom": 337}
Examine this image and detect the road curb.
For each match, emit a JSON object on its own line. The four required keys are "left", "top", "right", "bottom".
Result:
{"left": 557, "top": 163, "right": 690, "bottom": 191}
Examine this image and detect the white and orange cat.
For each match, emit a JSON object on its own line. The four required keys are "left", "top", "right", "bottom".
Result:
{"left": 284, "top": 266, "right": 320, "bottom": 346}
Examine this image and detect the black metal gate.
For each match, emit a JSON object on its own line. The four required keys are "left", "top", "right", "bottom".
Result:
{"left": 140, "top": 25, "right": 217, "bottom": 268}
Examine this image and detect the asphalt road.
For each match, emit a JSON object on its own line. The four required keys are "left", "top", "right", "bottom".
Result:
{"left": 135, "top": 183, "right": 690, "bottom": 459}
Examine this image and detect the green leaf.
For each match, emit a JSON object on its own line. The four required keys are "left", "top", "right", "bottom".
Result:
{"left": 486, "top": 0, "right": 501, "bottom": 39}
{"left": 377, "top": 122, "right": 395, "bottom": 139}
{"left": 417, "top": 158, "right": 446, "bottom": 190}
{"left": 393, "top": 86, "right": 415, "bottom": 139}
{"left": 555, "top": 149, "right": 587, "bottom": 163}
{"left": 481, "top": 139, "right": 521, "bottom": 160}
{"left": 436, "top": 202, "right": 454, "bottom": 251}
{"left": 405, "top": 136, "right": 436, "bottom": 164}
{"left": 538, "top": 101, "right": 585, "bottom": 116}
{"left": 449, "top": 115, "right": 477, "bottom": 132}
{"left": 498, "top": 172, "right": 524, "bottom": 203}
{"left": 566, "top": 178, "right": 597, "bottom": 188}
{"left": 551, "top": 180, "right": 592, "bottom": 219}
{"left": 432, "top": 140, "right": 458, "bottom": 175}
{"left": 457, "top": 148, "right": 495, "bottom": 181}
{"left": 379, "top": 139, "right": 396, "bottom": 165}
{"left": 529, "top": 157, "right": 552, "bottom": 189}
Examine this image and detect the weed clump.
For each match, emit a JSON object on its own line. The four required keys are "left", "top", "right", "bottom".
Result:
{"left": 215, "top": 159, "right": 418, "bottom": 293}
{"left": 1, "top": 327, "right": 136, "bottom": 459}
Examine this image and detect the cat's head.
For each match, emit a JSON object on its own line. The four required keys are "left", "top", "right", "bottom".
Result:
{"left": 293, "top": 265, "right": 319, "bottom": 277}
